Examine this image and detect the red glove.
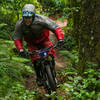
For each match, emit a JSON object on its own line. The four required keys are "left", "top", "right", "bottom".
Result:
{"left": 54, "top": 27, "right": 63, "bottom": 40}
{"left": 14, "top": 40, "right": 24, "bottom": 51}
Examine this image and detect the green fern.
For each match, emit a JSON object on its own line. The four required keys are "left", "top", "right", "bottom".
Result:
{"left": 0, "top": 23, "right": 7, "bottom": 29}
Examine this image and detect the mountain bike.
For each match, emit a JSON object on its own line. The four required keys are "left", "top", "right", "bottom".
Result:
{"left": 28, "top": 44, "right": 58, "bottom": 94}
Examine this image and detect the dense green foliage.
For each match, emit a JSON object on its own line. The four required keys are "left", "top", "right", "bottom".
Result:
{"left": 38, "top": 0, "right": 68, "bottom": 16}
{"left": 0, "top": 0, "right": 41, "bottom": 40}
{"left": 0, "top": 39, "right": 36, "bottom": 99}
{"left": 61, "top": 69, "right": 100, "bottom": 99}
{"left": 0, "top": 0, "right": 100, "bottom": 100}
{"left": 57, "top": 54, "right": 100, "bottom": 100}
{"left": 0, "top": 0, "right": 42, "bottom": 99}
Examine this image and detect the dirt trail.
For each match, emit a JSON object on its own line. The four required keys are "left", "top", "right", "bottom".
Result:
{"left": 49, "top": 33, "right": 66, "bottom": 71}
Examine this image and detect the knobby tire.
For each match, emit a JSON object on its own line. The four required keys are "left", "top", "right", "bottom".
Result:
{"left": 45, "top": 64, "right": 56, "bottom": 91}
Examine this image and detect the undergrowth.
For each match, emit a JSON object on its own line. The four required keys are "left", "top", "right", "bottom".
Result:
{"left": 0, "top": 39, "right": 37, "bottom": 99}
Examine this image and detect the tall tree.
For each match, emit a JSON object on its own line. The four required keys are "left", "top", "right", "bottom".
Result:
{"left": 70, "top": 0, "right": 100, "bottom": 73}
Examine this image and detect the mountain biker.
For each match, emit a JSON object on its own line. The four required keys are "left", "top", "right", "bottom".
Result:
{"left": 14, "top": 4, "right": 64, "bottom": 86}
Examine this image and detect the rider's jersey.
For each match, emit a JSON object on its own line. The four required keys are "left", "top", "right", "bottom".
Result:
{"left": 14, "top": 14, "right": 59, "bottom": 40}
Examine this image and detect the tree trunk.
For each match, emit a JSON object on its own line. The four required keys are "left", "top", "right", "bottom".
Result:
{"left": 69, "top": 0, "right": 81, "bottom": 45}
{"left": 71, "top": 0, "right": 100, "bottom": 73}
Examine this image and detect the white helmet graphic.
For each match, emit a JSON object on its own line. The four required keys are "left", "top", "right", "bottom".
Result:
{"left": 22, "top": 4, "right": 35, "bottom": 17}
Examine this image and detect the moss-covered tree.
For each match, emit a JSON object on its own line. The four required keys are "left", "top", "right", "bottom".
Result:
{"left": 70, "top": 0, "right": 100, "bottom": 73}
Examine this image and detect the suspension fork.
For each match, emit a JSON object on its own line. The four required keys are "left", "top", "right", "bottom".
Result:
{"left": 40, "top": 62, "right": 45, "bottom": 78}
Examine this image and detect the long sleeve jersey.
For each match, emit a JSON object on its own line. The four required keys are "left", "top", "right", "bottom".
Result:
{"left": 14, "top": 14, "right": 63, "bottom": 50}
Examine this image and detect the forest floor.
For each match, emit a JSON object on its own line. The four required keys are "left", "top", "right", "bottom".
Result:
{"left": 25, "top": 15, "right": 67, "bottom": 100}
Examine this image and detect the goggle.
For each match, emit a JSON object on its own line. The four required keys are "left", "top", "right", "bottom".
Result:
{"left": 22, "top": 11, "right": 35, "bottom": 17}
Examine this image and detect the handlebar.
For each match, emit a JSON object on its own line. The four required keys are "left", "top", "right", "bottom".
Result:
{"left": 27, "top": 44, "right": 58, "bottom": 56}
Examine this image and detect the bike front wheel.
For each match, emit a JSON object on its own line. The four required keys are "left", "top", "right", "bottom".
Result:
{"left": 45, "top": 64, "right": 56, "bottom": 91}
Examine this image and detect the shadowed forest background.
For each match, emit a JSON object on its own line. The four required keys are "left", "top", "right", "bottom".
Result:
{"left": 0, "top": 0, "right": 100, "bottom": 100}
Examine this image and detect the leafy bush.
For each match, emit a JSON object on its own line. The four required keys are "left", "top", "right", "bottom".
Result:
{"left": 0, "top": 39, "right": 35, "bottom": 99}
{"left": 58, "top": 44, "right": 99, "bottom": 100}
{"left": 0, "top": 7, "right": 15, "bottom": 39}
{"left": 58, "top": 65, "right": 100, "bottom": 100}
{"left": 62, "top": 33, "right": 77, "bottom": 51}
{"left": 60, "top": 50, "right": 79, "bottom": 67}
{"left": 39, "top": 0, "right": 68, "bottom": 16}
{"left": 0, "top": 0, "right": 42, "bottom": 40}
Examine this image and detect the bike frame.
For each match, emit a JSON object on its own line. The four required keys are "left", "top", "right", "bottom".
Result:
{"left": 28, "top": 45, "right": 57, "bottom": 93}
